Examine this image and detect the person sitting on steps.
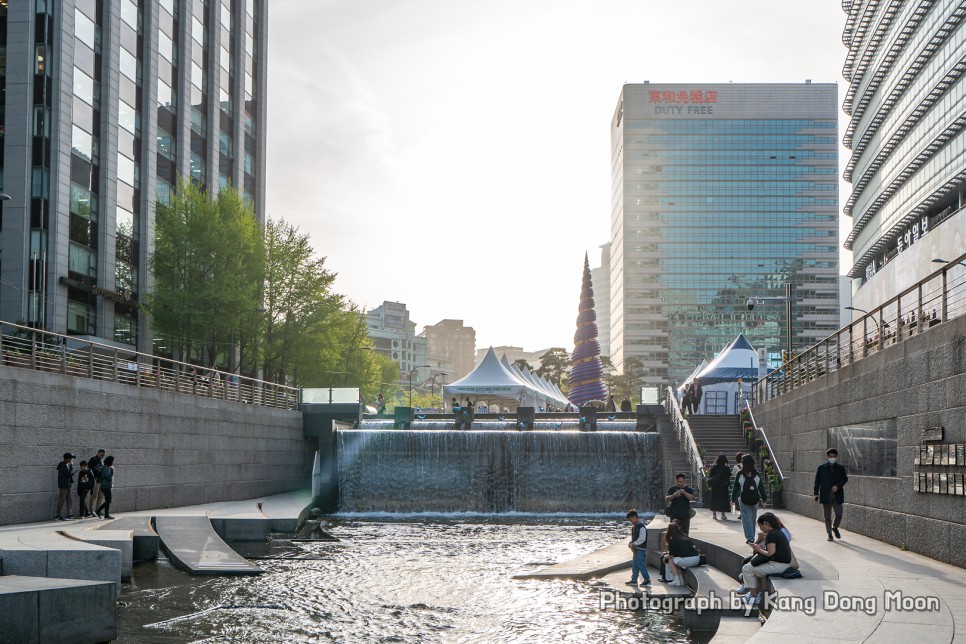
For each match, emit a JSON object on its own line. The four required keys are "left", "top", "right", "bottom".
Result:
{"left": 736, "top": 513, "right": 793, "bottom": 607}
{"left": 661, "top": 521, "right": 701, "bottom": 587}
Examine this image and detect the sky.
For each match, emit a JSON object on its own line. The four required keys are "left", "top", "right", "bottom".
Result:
{"left": 266, "top": 0, "right": 850, "bottom": 352}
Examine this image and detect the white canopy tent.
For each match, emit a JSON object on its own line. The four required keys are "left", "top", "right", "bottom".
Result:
{"left": 443, "top": 347, "right": 566, "bottom": 410}
{"left": 686, "top": 335, "right": 760, "bottom": 415}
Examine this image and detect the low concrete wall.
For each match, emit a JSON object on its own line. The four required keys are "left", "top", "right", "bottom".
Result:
{"left": 754, "top": 315, "right": 966, "bottom": 567}
{"left": 0, "top": 365, "right": 307, "bottom": 525}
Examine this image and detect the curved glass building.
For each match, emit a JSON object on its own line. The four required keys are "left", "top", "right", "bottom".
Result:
{"left": 609, "top": 83, "right": 841, "bottom": 387}
{"left": 843, "top": 1, "right": 966, "bottom": 310}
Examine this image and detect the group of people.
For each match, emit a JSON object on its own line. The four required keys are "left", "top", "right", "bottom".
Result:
{"left": 55, "top": 450, "right": 117, "bottom": 521}
{"left": 625, "top": 448, "right": 849, "bottom": 606}
{"left": 680, "top": 379, "right": 703, "bottom": 415}
{"left": 606, "top": 395, "right": 634, "bottom": 412}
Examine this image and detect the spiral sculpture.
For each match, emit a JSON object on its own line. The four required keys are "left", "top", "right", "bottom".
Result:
{"left": 568, "top": 253, "right": 607, "bottom": 406}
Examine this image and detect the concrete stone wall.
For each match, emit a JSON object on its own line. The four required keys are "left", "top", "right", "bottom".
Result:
{"left": 754, "top": 315, "right": 966, "bottom": 568}
{"left": 0, "top": 365, "right": 307, "bottom": 525}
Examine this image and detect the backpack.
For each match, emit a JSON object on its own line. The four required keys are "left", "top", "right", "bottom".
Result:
{"left": 740, "top": 474, "right": 761, "bottom": 505}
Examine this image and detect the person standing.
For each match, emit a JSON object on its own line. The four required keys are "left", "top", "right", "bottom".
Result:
{"left": 76, "top": 461, "right": 95, "bottom": 517}
{"left": 95, "top": 456, "right": 116, "bottom": 519}
{"left": 625, "top": 509, "right": 651, "bottom": 586}
{"left": 732, "top": 454, "right": 767, "bottom": 544}
{"left": 814, "top": 448, "right": 848, "bottom": 541}
{"left": 88, "top": 449, "right": 105, "bottom": 515}
{"left": 690, "top": 379, "right": 703, "bottom": 414}
{"left": 607, "top": 395, "right": 618, "bottom": 412}
{"left": 55, "top": 452, "right": 76, "bottom": 520}
{"left": 620, "top": 398, "right": 632, "bottom": 412}
{"left": 681, "top": 384, "right": 693, "bottom": 416}
{"left": 731, "top": 452, "right": 744, "bottom": 519}
{"left": 707, "top": 454, "right": 732, "bottom": 520}
{"left": 665, "top": 473, "right": 695, "bottom": 534}
{"left": 376, "top": 393, "right": 386, "bottom": 414}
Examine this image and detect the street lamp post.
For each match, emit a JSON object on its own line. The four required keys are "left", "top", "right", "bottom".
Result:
{"left": 933, "top": 258, "right": 966, "bottom": 268}
{"left": 409, "top": 364, "right": 431, "bottom": 407}
{"left": 430, "top": 372, "right": 448, "bottom": 409}
{"left": 844, "top": 305, "right": 889, "bottom": 336}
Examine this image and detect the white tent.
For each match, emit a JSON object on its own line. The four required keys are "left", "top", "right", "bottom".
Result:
{"left": 443, "top": 347, "right": 560, "bottom": 410}
{"left": 688, "top": 335, "right": 759, "bottom": 415}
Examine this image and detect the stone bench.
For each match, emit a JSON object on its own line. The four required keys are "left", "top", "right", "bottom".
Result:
{"left": 0, "top": 530, "right": 122, "bottom": 597}
{"left": 0, "top": 575, "right": 117, "bottom": 644}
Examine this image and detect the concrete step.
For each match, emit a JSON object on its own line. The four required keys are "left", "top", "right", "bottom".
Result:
{"left": 0, "top": 575, "right": 117, "bottom": 643}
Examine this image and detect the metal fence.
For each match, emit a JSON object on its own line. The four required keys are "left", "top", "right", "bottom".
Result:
{"left": 0, "top": 320, "right": 300, "bottom": 410}
{"left": 663, "top": 386, "right": 706, "bottom": 490}
{"left": 755, "top": 251, "right": 966, "bottom": 404}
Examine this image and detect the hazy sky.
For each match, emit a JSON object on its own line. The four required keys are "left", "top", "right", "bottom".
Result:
{"left": 266, "top": 0, "right": 849, "bottom": 352}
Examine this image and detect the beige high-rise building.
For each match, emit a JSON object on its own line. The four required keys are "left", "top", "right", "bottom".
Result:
{"left": 422, "top": 319, "right": 476, "bottom": 381}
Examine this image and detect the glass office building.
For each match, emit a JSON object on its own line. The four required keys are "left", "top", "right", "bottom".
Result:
{"left": 842, "top": 1, "right": 966, "bottom": 312}
{"left": 0, "top": 0, "right": 268, "bottom": 352}
{"left": 609, "top": 83, "right": 841, "bottom": 386}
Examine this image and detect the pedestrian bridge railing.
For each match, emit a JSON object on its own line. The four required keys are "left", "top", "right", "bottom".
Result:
{"left": 0, "top": 320, "right": 300, "bottom": 410}
{"left": 664, "top": 386, "right": 706, "bottom": 491}
{"left": 755, "top": 250, "right": 966, "bottom": 404}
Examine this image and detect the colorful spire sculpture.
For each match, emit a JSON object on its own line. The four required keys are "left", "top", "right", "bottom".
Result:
{"left": 568, "top": 253, "right": 607, "bottom": 406}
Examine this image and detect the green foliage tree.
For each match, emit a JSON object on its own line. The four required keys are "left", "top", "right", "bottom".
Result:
{"left": 146, "top": 181, "right": 263, "bottom": 367}
{"left": 536, "top": 347, "right": 570, "bottom": 386}
{"left": 512, "top": 358, "right": 534, "bottom": 372}
{"left": 605, "top": 357, "right": 647, "bottom": 403}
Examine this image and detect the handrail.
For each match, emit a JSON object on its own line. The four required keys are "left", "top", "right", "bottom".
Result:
{"left": 0, "top": 319, "right": 300, "bottom": 410}
{"left": 755, "top": 247, "right": 966, "bottom": 404}
{"left": 742, "top": 399, "right": 786, "bottom": 482}
{"left": 663, "top": 386, "right": 705, "bottom": 489}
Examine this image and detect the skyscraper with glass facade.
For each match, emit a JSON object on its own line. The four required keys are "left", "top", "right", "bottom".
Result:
{"left": 0, "top": 0, "right": 267, "bottom": 352}
{"left": 609, "top": 83, "right": 841, "bottom": 386}
{"left": 842, "top": 1, "right": 966, "bottom": 312}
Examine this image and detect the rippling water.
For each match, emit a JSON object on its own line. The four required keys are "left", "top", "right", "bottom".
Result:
{"left": 118, "top": 517, "right": 691, "bottom": 643}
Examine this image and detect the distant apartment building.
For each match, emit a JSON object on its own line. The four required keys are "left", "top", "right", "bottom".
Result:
{"left": 421, "top": 319, "right": 475, "bottom": 381}
{"left": 609, "top": 82, "right": 840, "bottom": 385}
{"left": 366, "top": 301, "right": 429, "bottom": 384}
{"left": 0, "top": 0, "right": 268, "bottom": 352}
{"left": 590, "top": 243, "right": 611, "bottom": 359}
{"left": 842, "top": 1, "right": 966, "bottom": 314}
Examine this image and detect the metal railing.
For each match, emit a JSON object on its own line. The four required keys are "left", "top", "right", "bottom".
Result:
{"left": 741, "top": 399, "right": 786, "bottom": 483}
{"left": 0, "top": 320, "right": 300, "bottom": 410}
{"left": 755, "top": 250, "right": 966, "bottom": 404}
{"left": 664, "top": 386, "right": 706, "bottom": 489}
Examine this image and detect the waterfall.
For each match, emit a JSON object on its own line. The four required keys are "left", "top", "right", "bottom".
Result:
{"left": 336, "top": 429, "right": 662, "bottom": 514}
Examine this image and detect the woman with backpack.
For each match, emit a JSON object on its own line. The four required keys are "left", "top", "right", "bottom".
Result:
{"left": 731, "top": 454, "right": 767, "bottom": 544}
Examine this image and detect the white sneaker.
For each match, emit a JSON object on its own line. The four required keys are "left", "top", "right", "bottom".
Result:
{"left": 736, "top": 584, "right": 748, "bottom": 594}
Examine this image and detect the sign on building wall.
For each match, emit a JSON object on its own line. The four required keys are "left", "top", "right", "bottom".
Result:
{"left": 647, "top": 89, "right": 718, "bottom": 116}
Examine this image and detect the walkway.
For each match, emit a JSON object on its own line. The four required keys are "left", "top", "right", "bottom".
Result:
{"left": 526, "top": 508, "right": 966, "bottom": 642}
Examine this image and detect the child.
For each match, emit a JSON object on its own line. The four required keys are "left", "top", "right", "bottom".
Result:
{"left": 625, "top": 509, "right": 651, "bottom": 586}
{"left": 76, "top": 461, "right": 95, "bottom": 517}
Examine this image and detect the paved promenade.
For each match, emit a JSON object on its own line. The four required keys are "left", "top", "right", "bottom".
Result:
{"left": 529, "top": 508, "right": 966, "bottom": 643}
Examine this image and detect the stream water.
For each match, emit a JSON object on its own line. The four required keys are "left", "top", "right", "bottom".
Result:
{"left": 118, "top": 516, "right": 690, "bottom": 643}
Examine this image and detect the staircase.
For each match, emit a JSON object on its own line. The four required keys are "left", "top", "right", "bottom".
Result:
{"left": 687, "top": 415, "right": 747, "bottom": 467}
{"left": 655, "top": 413, "right": 703, "bottom": 505}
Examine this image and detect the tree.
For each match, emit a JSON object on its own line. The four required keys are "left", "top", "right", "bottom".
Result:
{"left": 605, "top": 357, "right": 647, "bottom": 403}
{"left": 536, "top": 348, "right": 570, "bottom": 386}
{"left": 262, "top": 220, "right": 346, "bottom": 387}
{"left": 146, "top": 181, "right": 263, "bottom": 367}
{"left": 512, "top": 358, "right": 534, "bottom": 372}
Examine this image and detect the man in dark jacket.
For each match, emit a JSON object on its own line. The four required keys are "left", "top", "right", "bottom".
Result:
{"left": 56, "top": 452, "right": 76, "bottom": 520}
{"left": 814, "top": 448, "right": 848, "bottom": 541}
{"left": 88, "top": 449, "right": 105, "bottom": 516}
